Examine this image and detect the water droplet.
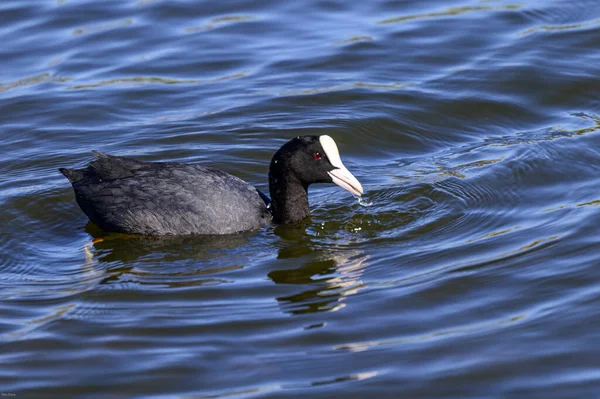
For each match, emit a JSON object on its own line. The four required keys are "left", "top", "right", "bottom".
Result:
{"left": 356, "top": 195, "right": 373, "bottom": 207}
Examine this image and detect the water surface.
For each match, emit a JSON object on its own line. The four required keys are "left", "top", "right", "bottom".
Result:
{"left": 2, "top": 0, "right": 600, "bottom": 397}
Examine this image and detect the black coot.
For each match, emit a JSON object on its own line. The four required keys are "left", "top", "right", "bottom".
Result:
{"left": 60, "top": 135, "right": 363, "bottom": 235}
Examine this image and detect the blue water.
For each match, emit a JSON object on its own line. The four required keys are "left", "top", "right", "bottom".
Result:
{"left": 2, "top": 0, "right": 600, "bottom": 397}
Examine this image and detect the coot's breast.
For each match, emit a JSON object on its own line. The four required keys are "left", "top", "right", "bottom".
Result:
{"left": 72, "top": 163, "right": 271, "bottom": 235}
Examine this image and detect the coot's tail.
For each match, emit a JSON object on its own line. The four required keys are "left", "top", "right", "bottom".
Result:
{"left": 59, "top": 167, "right": 85, "bottom": 183}
{"left": 60, "top": 150, "right": 107, "bottom": 183}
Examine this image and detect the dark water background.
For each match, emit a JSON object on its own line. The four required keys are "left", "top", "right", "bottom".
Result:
{"left": 2, "top": 0, "right": 600, "bottom": 397}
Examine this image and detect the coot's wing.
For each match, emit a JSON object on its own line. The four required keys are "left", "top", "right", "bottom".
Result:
{"left": 63, "top": 154, "right": 270, "bottom": 235}
{"left": 60, "top": 151, "right": 159, "bottom": 183}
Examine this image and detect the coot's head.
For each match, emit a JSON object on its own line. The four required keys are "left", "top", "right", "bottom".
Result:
{"left": 269, "top": 135, "right": 363, "bottom": 196}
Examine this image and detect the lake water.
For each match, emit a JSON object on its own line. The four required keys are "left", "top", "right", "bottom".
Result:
{"left": 2, "top": 0, "right": 600, "bottom": 397}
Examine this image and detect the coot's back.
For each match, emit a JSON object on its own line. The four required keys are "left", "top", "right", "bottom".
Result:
{"left": 60, "top": 152, "right": 271, "bottom": 235}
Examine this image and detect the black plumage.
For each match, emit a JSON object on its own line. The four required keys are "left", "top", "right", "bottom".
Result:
{"left": 60, "top": 135, "right": 362, "bottom": 235}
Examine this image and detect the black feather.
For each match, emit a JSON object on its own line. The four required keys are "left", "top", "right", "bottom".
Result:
{"left": 59, "top": 168, "right": 85, "bottom": 183}
{"left": 59, "top": 136, "right": 351, "bottom": 235}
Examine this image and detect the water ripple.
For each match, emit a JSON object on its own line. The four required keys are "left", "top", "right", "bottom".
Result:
{"left": 71, "top": 18, "right": 134, "bottom": 36}
{"left": 378, "top": 4, "right": 521, "bottom": 24}
{"left": 184, "top": 15, "right": 258, "bottom": 33}
{"left": 67, "top": 71, "right": 249, "bottom": 90}
{"left": 521, "top": 18, "right": 600, "bottom": 35}
{"left": 0, "top": 72, "right": 70, "bottom": 94}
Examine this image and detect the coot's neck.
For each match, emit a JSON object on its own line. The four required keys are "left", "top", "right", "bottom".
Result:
{"left": 269, "top": 168, "right": 310, "bottom": 224}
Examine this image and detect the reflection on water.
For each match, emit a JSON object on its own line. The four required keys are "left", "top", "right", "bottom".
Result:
{"left": 81, "top": 222, "right": 256, "bottom": 288}
{"left": 84, "top": 222, "right": 252, "bottom": 264}
{"left": 270, "top": 225, "right": 368, "bottom": 314}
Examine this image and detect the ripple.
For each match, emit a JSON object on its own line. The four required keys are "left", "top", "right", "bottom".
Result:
{"left": 71, "top": 19, "right": 133, "bottom": 36}
{"left": 184, "top": 15, "right": 258, "bottom": 33}
{"left": 332, "top": 312, "right": 527, "bottom": 353}
{"left": 466, "top": 225, "right": 524, "bottom": 244}
{"left": 94, "top": 264, "right": 237, "bottom": 289}
{"left": 520, "top": 0, "right": 600, "bottom": 26}
{"left": 67, "top": 71, "right": 248, "bottom": 90}
{"left": 136, "top": 0, "right": 162, "bottom": 5}
{"left": 304, "top": 371, "right": 378, "bottom": 387}
{"left": 333, "top": 36, "right": 373, "bottom": 45}
{"left": 1, "top": 303, "right": 76, "bottom": 342}
{"left": 520, "top": 18, "right": 600, "bottom": 35}
{"left": 0, "top": 250, "right": 106, "bottom": 300}
{"left": 0, "top": 73, "right": 70, "bottom": 94}
{"left": 252, "top": 81, "right": 411, "bottom": 97}
{"left": 377, "top": 4, "right": 521, "bottom": 24}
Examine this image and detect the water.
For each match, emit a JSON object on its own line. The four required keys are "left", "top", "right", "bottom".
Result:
{"left": 1, "top": 0, "right": 600, "bottom": 397}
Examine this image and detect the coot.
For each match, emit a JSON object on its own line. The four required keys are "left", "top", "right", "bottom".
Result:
{"left": 60, "top": 135, "right": 363, "bottom": 235}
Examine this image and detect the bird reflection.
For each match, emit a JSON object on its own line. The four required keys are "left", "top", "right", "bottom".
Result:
{"left": 269, "top": 224, "right": 369, "bottom": 315}
{"left": 81, "top": 220, "right": 369, "bottom": 306}
{"left": 84, "top": 221, "right": 251, "bottom": 264}
{"left": 82, "top": 222, "right": 253, "bottom": 287}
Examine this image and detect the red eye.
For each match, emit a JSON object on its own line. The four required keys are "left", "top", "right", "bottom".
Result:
{"left": 313, "top": 152, "right": 322, "bottom": 160}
